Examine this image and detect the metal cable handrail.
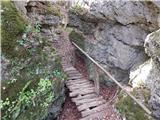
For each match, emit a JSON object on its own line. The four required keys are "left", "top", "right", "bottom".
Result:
{"left": 72, "top": 42, "right": 152, "bottom": 115}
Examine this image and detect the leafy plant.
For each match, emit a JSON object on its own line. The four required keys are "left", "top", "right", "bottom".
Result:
{"left": 34, "top": 22, "right": 41, "bottom": 33}
{"left": 1, "top": 79, "right": 54, "bottom": 120}
{"left": 53, "top": 70, "right": 67, "bottom": 80}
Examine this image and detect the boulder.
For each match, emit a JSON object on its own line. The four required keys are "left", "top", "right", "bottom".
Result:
{"left": 130, "top": 29, "right": 160, "bottom": 119}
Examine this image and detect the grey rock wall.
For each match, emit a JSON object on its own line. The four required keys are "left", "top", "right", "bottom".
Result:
{"left": 130, "top": 29, "right": 160, "bottom": 119}
{"left": 68, "top": 0, "right": 160, "bottom": 83}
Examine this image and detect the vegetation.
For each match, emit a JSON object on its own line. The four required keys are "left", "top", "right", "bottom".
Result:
{"left": 70, "top": 1, "right": 84, "bottom": 14}
{"left": 69, "top": 30, "right": 85, "bottom": 50}
{"left": 115, "top": 92, "right": 153, "bottom": 120}
{"left": 1, "top": 1, "right": 26, "bottom": 58}
{"left": 46, "top": 2, "right": 61, "bottom": 17}
{"left": 1, "top": 2, "right": 66, "bottom": 119}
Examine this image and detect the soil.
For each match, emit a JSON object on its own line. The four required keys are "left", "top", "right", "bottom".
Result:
{"left": 57, "top": 91, "right": 81, "bottom": 120}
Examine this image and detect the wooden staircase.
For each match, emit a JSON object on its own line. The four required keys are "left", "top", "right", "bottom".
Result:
{"left": 62, "top": 62, "right": 110, "bottom": 120}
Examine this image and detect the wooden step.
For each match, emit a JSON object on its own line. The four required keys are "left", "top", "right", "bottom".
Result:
{"left": 63, "top": 65, "right": 110, "bottom": 120}
{"left": 81, "top": 103, "right": 109, "bottom": 117}
{"left": 69, "top": 85, "right": 94, "bottom": 91}
{"left": 80, "top": 109, "right": 107, "bottom": 120}
{"left": 70, "top": 89, "right": 95, "bottom": 97}
{"left": 75, "top": 96, "right": 104, "bottom": 106}
{"left": 68, "top": 76, "right": 84, "bottom": 80}
{"left": 67, "top": 82, "right": 91, "bottom": 88}
{"left": 64, "top": 67, "right": 76, "bottom": 72}
{"left": 67, "top": 80, "right": 92, "bottom": 85}
{"left": 77, "top": 100, "right": 106, "bottom": 111}
{"left": 72, "top": 94, "right": 98, "bottom": 102}
{"left": 68, "top": 74, "right": 83, "bottom": 78}
{"left": 65, "top": 70, "right": 80, "bottom": 74}
{"left": 66, "top": 79, "right": 88, "bottom": 84}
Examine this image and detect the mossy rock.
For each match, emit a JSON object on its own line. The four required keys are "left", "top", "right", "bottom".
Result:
{"left": 69, "top": 30, "right": 85, "bottom": 50}
{"left": 1, "top": 1, "right": 26, "bottom": 58}
{"left": 46, "top": 2, "right": 61, "bottom": 17}
{"left": 115, "top": 92, "right": 153, "bottom": 120}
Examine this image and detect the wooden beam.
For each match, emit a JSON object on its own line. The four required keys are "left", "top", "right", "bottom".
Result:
{"left": 94, "top": 64, "right": 100, "bottom": 95}
{"left": 72, "top": 42, "right": 152, "bottom": 115}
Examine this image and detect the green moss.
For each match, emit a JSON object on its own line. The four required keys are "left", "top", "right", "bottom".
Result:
{"left": 54, "top": 56, "right": 62, "bottom": 71}
{"left": 115, "top": 92, "right": 152, "bottom": 120}
{"left": 1, "top": 1, "right": 26, "bottom": 58}
{"left": 71, "top": 4, "right": 84, "bottom": 14}
{"left": 46, "top": 3, "right": 61, "bottom": 17}
{"left": 69, "top": 30, "right": 85, "bottom": 50}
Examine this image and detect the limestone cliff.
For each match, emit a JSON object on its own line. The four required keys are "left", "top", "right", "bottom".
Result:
{"left": 67, "top": 0, "right": 160, "bottom": 119}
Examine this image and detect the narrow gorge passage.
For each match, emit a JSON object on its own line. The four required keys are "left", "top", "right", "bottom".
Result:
{"left": 2, "top": 1, "right": 160, "bottom": 120}
{"left": 55, "top": 30, "right": 120, "bottom": 120}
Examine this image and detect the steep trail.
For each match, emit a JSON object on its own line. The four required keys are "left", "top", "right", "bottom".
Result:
{"left": 54, "top": 29, "right": 120, "bottom": 120}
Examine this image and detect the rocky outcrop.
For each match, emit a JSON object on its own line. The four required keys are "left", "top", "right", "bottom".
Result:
{"left": 13, "top": 1, "right": 28, "bottom": 16}
{"left": 68, "top": 0, "right": 160, "bottom": 83}
{"left": 130, "top": 29, "right": 160, "bottom": 119}
{"left": 68, "top": 1, "right": 160, "bottom": 118}
{"left": 6, "top": 1, "right": 66, "bottom": 120}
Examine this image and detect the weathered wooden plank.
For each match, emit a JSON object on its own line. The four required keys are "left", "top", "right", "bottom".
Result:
{"left": 64, "top": 67, "right": 76, "bottom": 72}
{"left": 68, "top": 74, "right": 83, "bottom": 78}
{"left": 68, "top": 76, "right": 84, "bottom": 80}
{"left": 70, "top": 89, "right": 94, "bottom": 97}
{"left": 72, "top": 94, "right": 97, "bottom": 102}
{"left": 80, "top": 110, "right": 107, "bottom": 120}
{"left": 94, "top": 65, "right": 100, "bottom": 95}
{"left": 69, "top": 85, "right": 94, "bottom": 91}
{"left": 70, "top": 88, "right": 94, "bottom": 94}
{"left": 64, "top": 68, "right": 77, "bottom": 72}
{"left": 66, "top": 79, "right": 88, "bottom": 83}
{"left": 81, "top": 103, "right": 109, "bottom": 117}
{"left": 77, "top": 100, "right": 106, "bottom": 111}
{"left": 69, "top": 87, "right": 94, "bottom": 93}
{"left": 65, "top": 70, "right": 79, "bottom": 73}
{"left": 66, "top": 80, "right": 90, "bottom": 86}
{"left": 67, "top": 82, "right": 91, "bottom": 87}
{"left": 68, "top": 72, "right": 82, "bottom": 76}
{"left": 75, "top": 97, "right": 104, "bottom": 106}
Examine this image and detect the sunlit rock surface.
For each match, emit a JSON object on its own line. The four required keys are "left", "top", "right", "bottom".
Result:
{"left": 68, "top": 0, "right": 160, "bottom": 82}
{"left": 130, "top": 29, "right": 160, "bottom": 119}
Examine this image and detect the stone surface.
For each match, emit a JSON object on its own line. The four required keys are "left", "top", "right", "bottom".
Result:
{"left": 13, "top": 1, "right": 28, "bottom": 15}
{"left": 145, "top": 29, "right": 160, "bottom": 63}
{"left": 130, "top": 29, "right": 160, "bottom": 119}
{"left": 11, "top": 1, "right": 66, "bottom": 120}
{"left": 89, "top": 1, "right": 160, "bottom": 31}
{"left": 42, "top": 15, "right": 60, "bottom": 26}
{"left": 68, "top": 0, "right": 160, "bottom": 83}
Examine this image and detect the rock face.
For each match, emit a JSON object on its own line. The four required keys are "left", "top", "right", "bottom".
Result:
{"left": 68, "top": 0, "right": 160, "bottom": 83}
{"left": 68, "top": 1, "right": 160, "bottom": 119}
{"left": 11, "top": 1, "right": 66, "bottom": 120}
{"left": 13, "top": 1, "right": 28, "bottom": 16}
{"left": 130, "top": 29, "right": 160, "bottom": 119}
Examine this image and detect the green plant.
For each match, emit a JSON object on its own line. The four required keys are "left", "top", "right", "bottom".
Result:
{"left": 46, "top": 3, "right": 61, "bottom": 17}
{"left": 53, "top": 70, "right": 67, "bottom": 80}
{"left": 34, "top": 22, "right": 41, "bottom": 33}
{"left": 115, "top": 92, "right": 152, "bottom": 120}
{"left": 69, "top": 30, "right": 85, "bottom": 50}
{"left": 1, "top": 79, "right": 54, "bottom": 120}
{"left": 71, "top": 0, "right": 84, "bottom": 14}
{"left": 1, "top": 1, "right": 26, "bottom": 58}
